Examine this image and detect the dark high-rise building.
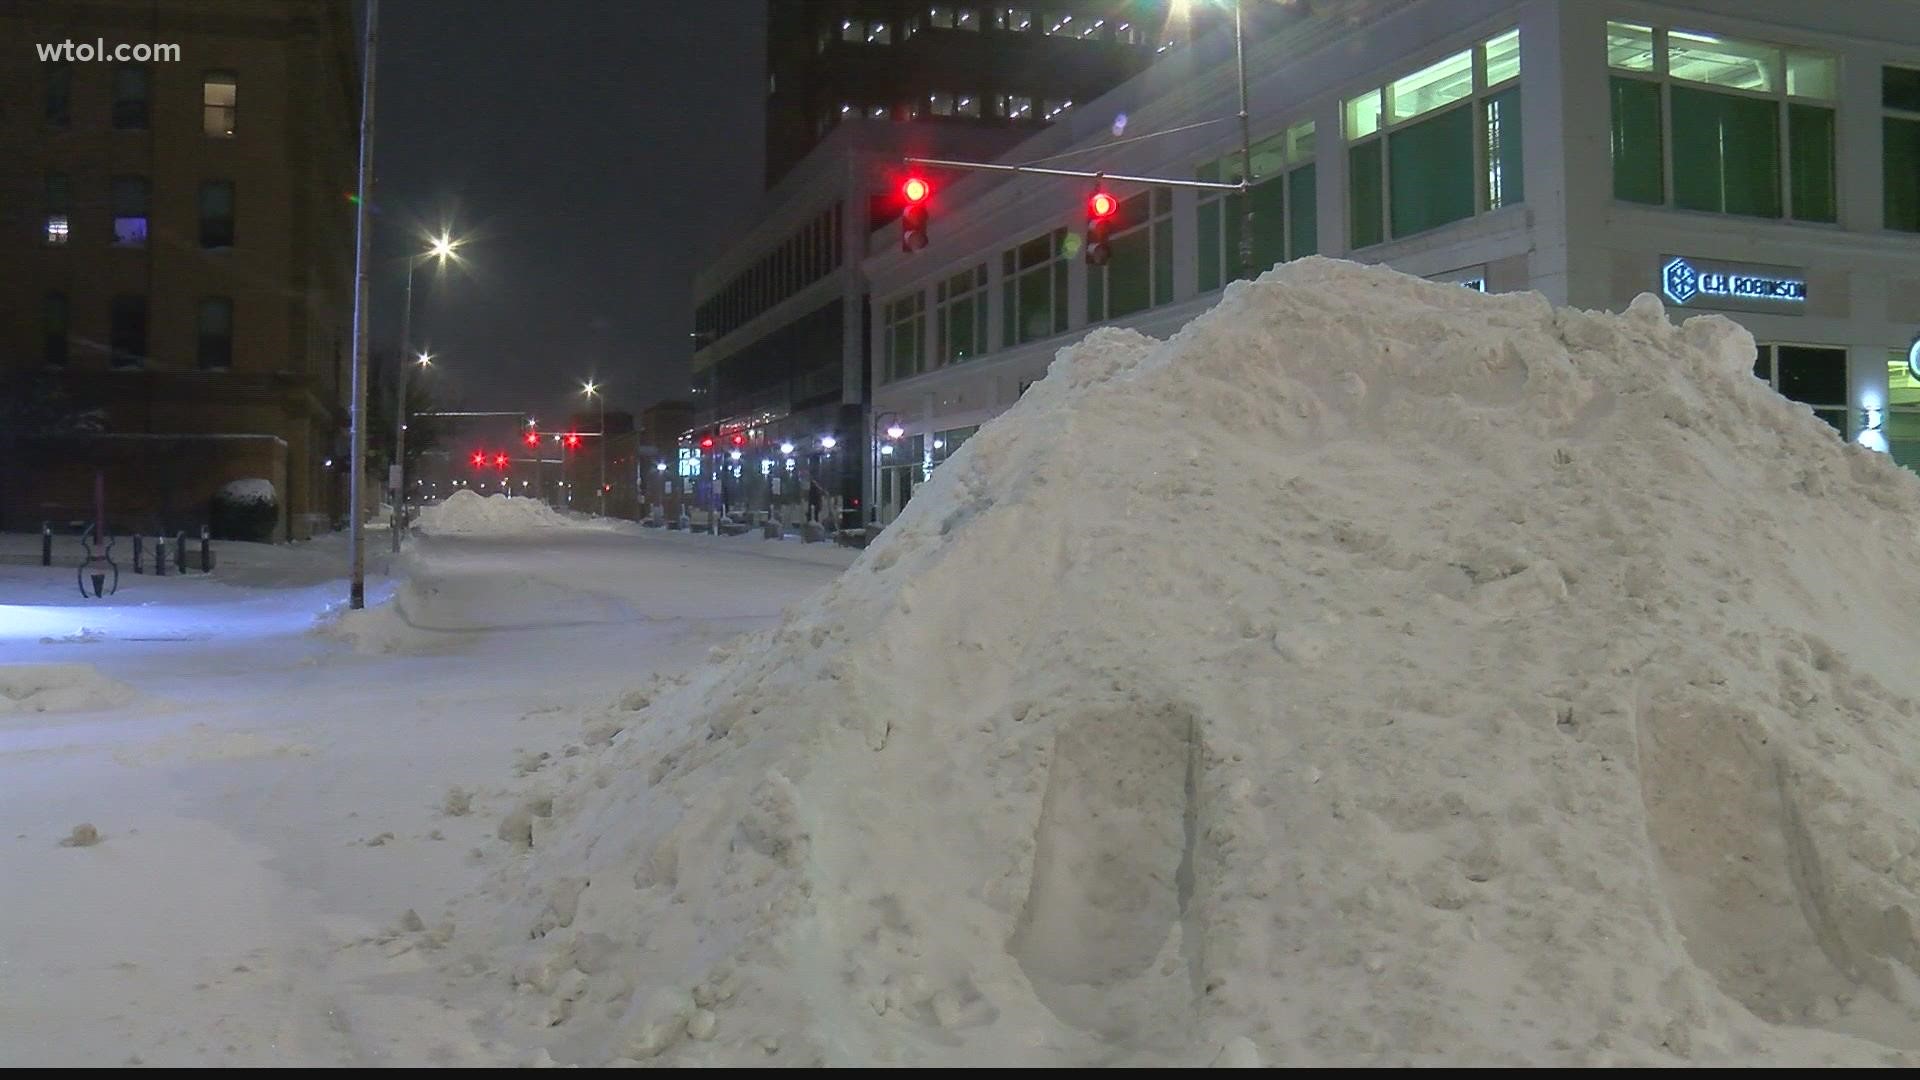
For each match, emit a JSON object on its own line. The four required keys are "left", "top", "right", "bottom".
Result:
{"left": 693, "top": 1, "right": 1173, "bottom": 527}
{"left": 0, "top": 0, "right": 358, "bottom": 540}
{"left": 765, "top": 2, "right": 1174, "bottom": 190}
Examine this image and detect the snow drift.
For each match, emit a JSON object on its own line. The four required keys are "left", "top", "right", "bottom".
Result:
{"left": 414, "top": 489, "right": 578, "bottom": 536}
{"left": 0, "top": 664, "right": 139, "bottom": 715}
{"left": 471, "top": 259, "right": 1920, "bottom": 1066}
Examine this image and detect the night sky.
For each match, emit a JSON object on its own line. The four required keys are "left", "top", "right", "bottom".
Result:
{"left": 373, "top": 0, "right": 765, "bottom": 426}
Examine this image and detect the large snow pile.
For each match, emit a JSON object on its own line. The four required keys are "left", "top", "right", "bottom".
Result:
{"left": 414, "top": 489, "right": 576, "bottom": 536}
{"left": 470, "top": 259, "right": 1920, "bottom": 1066}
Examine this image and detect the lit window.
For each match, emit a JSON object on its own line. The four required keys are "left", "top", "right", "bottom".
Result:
{"left": 1047, "top": 14, "right": 1069, "bottom": 35}
{"left": 1606, "top": 22, "right": 1654, "bottom": 71}
{"left": 44, "top": 173, "right": 71, "bottom": 245}
{"left": 1079, "top": 17, "right": 1103, "bottom": 40}
{"left": 1345, "top": 88, "right": 1382, "bottom": 138}
{"left": 841, "top": 18, "right": 860, "bottom": 43}
{"left": 956, "top": 7, "right": 978, "bottom": 30}
{"left": 930, "top": 6, "right": 953, "bottom": 29}
{"left": 111, "top": 176, "right": 150, "bottom": 246}
{"left": 997, "top": 7, "right": 1032, "bottom": 32}
{"left": 203, "top": 72, "right": 237, "bottom": 137}
{"left": 956, "top": 94, "right": 980, "bottom": 117}
{"left": 1001, "top": 94, "right": 1033, "bottom": 119}
{"left": 1045, "top": 99, "right": 1073, "bottom": 119}
{"left": 867, "top": 21, "right": 890, "bottom": 44}
{"left": 1484, "top": 29, "right": 1520, "bottom": 85}
{"left": 839, "top": 102, "right": 853, "bottom": 115}
{"left": 930, "top": 92, "right": 954, "bottom": 116}
{"left": 1388, "top": 50, "right": 1472, "bottom": 123}
{"left": 1668, "top": 30, "right": 1778, "bottom": 92}
{"left": 1786, "top": 48, "right": 1837, "bottom": 99}
{"left": 867, "top": 104, "right": 888, "bottom": 120}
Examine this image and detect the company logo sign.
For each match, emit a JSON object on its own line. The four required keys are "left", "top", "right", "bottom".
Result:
{"left": 1660, "top": 256, "right": 1806, "bottom": 309}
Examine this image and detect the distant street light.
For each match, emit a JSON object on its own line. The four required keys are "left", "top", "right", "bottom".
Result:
{"left": 394, "top": 229, "right": 466, "bottom": 551}
{"left": 582, "top": 380, "right": 606, "bottom": 516}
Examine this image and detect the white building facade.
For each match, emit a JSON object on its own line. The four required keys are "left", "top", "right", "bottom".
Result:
{"left": 862, "top": 0, "right": 1920, "bottom": 524}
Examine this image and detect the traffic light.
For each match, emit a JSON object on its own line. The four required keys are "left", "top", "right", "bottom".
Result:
{"left": 730, "top": 433, "right": 745, "bottom": 449}
{"left": 1085, "top": 189, "right": 1117, "bottom": 266}
{"left": 525, "top": 430, "right": 539, "bottom": 448}
{"left": 471, "top": 450, "right": 486, "bottom": 468}
{"left": 901, "top": 176, "right": 931, "bottom": 253}
{"left": 494, "top": 452, "right": 509, "bottom": 470}
{"left": 698, "top": 433, "right": 715, "bottom": 451}
{"left": 564, "top": 432, "right": 582, "bottom": 451}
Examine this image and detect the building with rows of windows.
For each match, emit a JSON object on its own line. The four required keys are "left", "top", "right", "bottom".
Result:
{"left": 0, "top": 0, "right": 358, "bottom": 539}
{"left": 852, "top": 0, "right": 1920, "bottom": 525}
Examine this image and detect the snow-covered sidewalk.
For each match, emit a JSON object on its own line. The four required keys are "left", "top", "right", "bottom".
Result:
{"left": 0, "top": 527, "right": 851, "bottom": 1066}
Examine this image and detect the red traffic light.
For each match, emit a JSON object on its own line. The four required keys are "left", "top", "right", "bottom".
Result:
{"left": 730, "top": 433, "right": 745, "bottom": 447}
{"left": 902, "top": 176, "right": 931, "bottom": 204}
{"left": 494, "top": 452, "right": 509, "bottom": 469}
{"left": 471, "top": 450, "right": 486, "bottom": 468}
{"left": 564, "top": 432, "right": 581, "bottom": 450}
{"left": 699, "top": 434, "right": 715, "bottom": 450}
{"left": 901, "top": 176, "right": 931, "bottom": 253}
{"left": 524, "top": 431, "right": 539, "bottom": 447}
{"left": 1086, "top": 188, "right": 1117, "bottom": 266}
{"left": 1089, "top": 190, "right": 1118, "bottom": 219}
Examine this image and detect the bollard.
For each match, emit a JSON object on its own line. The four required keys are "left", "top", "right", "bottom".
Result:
{"left": 176, "top": 532, "right": 187, "bottom": 573}
{"left": 200, "top": 526, "right": 212, "bottom": 573}
{"left": 155, "top": 535, "right": 167, "bottom": 576}
{"left": 41, "top": 522, "right": 52, "bottom": 567}
{"left": 133, "top": 534, "right": 144, "bottom": 574}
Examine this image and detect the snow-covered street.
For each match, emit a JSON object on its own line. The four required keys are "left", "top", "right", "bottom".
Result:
{"left": 0, "top": 523, "right": 854, "bottom": 1066}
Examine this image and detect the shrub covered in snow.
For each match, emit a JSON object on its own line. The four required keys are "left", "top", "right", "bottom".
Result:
{"left": 211, "top": 478, "right": 278, "bottom": 541}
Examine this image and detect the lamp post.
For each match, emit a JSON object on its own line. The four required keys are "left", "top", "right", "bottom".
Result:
{"left": 392, "top": 231, "right": 461, "bottom": 552}
{"left": 582, "top": 380, "right": 606, "bottom": 516}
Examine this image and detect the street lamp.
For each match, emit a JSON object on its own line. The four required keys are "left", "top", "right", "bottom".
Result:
{"left": 582, "top": 379, "right": 606, "bottom": 516}
{"left": 393, "top": 229, "right": 464, "bottom": 551}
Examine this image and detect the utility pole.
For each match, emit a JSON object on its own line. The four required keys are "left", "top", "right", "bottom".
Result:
{"left": 1234, "top": 0, "right": 1256, "bottom": 280}
{"left": 347, "top": 0, "right": 379, "bottom": 609}
{"left": 391, "top": 265, "right": 414, "bottom": 554}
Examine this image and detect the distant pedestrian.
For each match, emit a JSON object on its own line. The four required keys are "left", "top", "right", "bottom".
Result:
{"left": 806, "top": 480, "right": 824, "bottom": 523}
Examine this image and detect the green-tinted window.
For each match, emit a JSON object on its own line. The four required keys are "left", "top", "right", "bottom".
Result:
{"left": 1788, "top": 104, "right": 1836, "bottom": 223}
{"left": 884, "top": 293, "right": 923, "bottom": 382}
{"left": 1484, "top": 87, "right": 1523, "bottom": 209}
{"left": 1349, "top": 141, "right": 1383, "bottom": 248}
{"left": 1091, "top": 195, "right": 1171, "bottom": 320}
{"left": 1249, "top": 176, "right": 1285, "bottom": 272}
{"left": 1672, "top": 86, "right": 1780, "bottom": 218}
{"left": 1888, "top": 66, "right": 1920, "bottom": 112}
{"left": 1287, "top": 163, "right": 1317, "bottom": 257}
{"left": 1017, "top": 267, "right": 1051, "bottom": 342}
{"left": 1153, "top": 218, "right": 1173, "bottom": 301}
{"left": 1388, "top": 105, "right": 1473, "bottom": 237}
{"left": 1610, "top": 78, "right": 1663, "bottom": 204}
{"left": 1196, "top": 198, "right": 1221, "bottom": 292}
{"left": 1888, "top": 116, "right": 1920, "bottom": 232}
{"left": 1052, "top": 259, "right": 1068, "bottom": 334}
{"left": 1108, "top": 229, "right": 1149, "bottom": 316}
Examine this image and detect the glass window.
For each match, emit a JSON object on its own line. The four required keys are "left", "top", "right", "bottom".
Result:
{"left": 44, "top": 293, "right": 69, "bottom": 367}
{"left": 1004, "top": 228, "right": 1067, "bottom": 344}
{"left": 1089, "top": 189, "right": 1173, "bottom": 321}
{"left": 1003, "top": 94, "right": 1033, "bottom": 119}
{"left": 1484, "top": 86, "right": 1523, "bottom": 210}
{"left": 1888, "top": 66, "right": 1920, "bottom": 112}
{"left": 113, "top": 64, "right": 150, "bottom": 129}
{"left": 1672, "top": 86, "right": 1781, "bottom": 217}
{"left": 1389, "top": 105, "right": 1474, "bottom": 236}
{"left": 204, "top": 72, "right": 237, "bottom": 137}
{"left": 1484, "top": 29, "right": 1521, "bottom": 85}
{"left": 1389, "top": 50, "right": 1472, "bottom": 123}
{"left": 931, "top": 6, "right": 953, "bottom": 30}
{"left": 956, "top": 8, "right": 978, "bottom": 30}
{"left": 1349, "top": 141, "right": 1383, "bottom": 247}
{"left": 1346, "top": 88, "right": 1381, "bottom": 139}
{"left": 1668, "top": 30, "right": 1778, "bottom": 92}
{"left": 1606, "top": 22, "right": 1655, "bottom": 71}
{"left": 1045, "top": 99, "right": 1074, "bottom": 120}
{"left": 1044, "top": 12, "right": 1069, "bottom": 35}
{"left": 1774, "top": 344, "right": 1849, "bottom": 419}
{"left": 198, "top": 298, "right": 234, "bottom": 369}
{"left": 884, "top": 292, "right": 925, "bottom": 382}
{"left": 867, "top": 20, "right": 891, "bottom": 44}
{"left": 200, "top": 181, "right": 236, "bottom": 248}
{"left": 112, "top": 176, "right": 150, "bottom": 246}
{"left": 110, "top": 294, "right": 148, "bottom": 368}
{"left": 930, "top": 92, "right": 954, "bottom": 116}
{"left": 45, "top": 173, "right": 71, "bottom": 246}
{"left": 841, "top": 18, "right": 861, "bottom": 43}
{"left": 956, "top": 93, "right": 980, "bottom": 118}
{"left": 998, "top": 7, "right": 1031, "bottom": 32}
{"left": 1288, "top": 164, "right": 1317, "bottom": 258}
{"left": 1889, "top": 116, "right": 1920, "bottom": 232}
{"left": 46, "top": 62, "right": 71, "bottom": 126}
{"left": 1610, "top": 77, "right": 1664, "bottom": 204}
{"left": 1789, "top": 104, "right": 1837, "bottom": 222}
{"left": 1785, "top": 50, "right": 1836, "bottom": 100}
{"left": 936, "top": 264, "right": 989, "bottom": 364}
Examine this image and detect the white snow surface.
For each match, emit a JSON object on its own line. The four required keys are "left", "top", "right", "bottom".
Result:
{"left": 413, "top": 489, "right": 584, "bottom": 536}
{"left": 216, "top": 478, "right": 276, "bottom": 505}
{"left": 462, "top": 260, "right": 1920, "bottom": 1066}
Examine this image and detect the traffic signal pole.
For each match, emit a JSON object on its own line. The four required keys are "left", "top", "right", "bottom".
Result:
{"left": 901, "top": 158, "right": 1242, "bottom": 193}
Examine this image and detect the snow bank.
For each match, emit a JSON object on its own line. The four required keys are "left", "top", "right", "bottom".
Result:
{"left": 0, "top": 664, "right": 138, "bottom": 715}
{"left": 473, "top": 259, "right": 1920, "bottom": 1065}
{"left": 216, "top": 478, "right": 277, "bottom": 505}
{"left": 414, "top": 489, "right": 577, "bottom": 536}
